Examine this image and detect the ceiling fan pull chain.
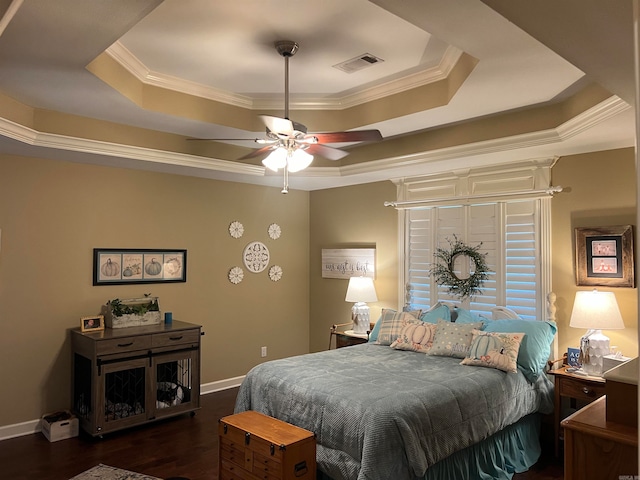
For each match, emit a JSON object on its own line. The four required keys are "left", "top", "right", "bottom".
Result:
{"left": 282, "top": 164, "right": 289, "bottom": 194}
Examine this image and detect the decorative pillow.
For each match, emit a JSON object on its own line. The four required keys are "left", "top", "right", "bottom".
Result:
{"left": 453, "top": 307, "right": 489, "bottom": 326}
{"left": 369, "top": 309, "right": 421, "bottom": 343}
{"left": 461, "top": 330, "right": 525, "bottom": 373}
{"left": 419, "top": 302, "right": 452, "bottom": 323}
{"left": 374, "top": 310, "right": 423, "bottom": 346}
{"left": 483, "top": 319, "right": 557, "bottom": 382}
{"left": 390, "top": 321, "right": 438, "bottom": 353}
{"left": 428, "top": 319, "right": 484, "bottom": 358}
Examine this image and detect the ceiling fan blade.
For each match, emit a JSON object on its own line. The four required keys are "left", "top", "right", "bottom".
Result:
{"left": 306, "top": 129, "right": 383, "bottom": 144}
{"left": 237, "top": 145, "right": 275, "bottom": 160}
{"left": 305, "top": 143, "right": 350, "bottom": 161}
{"left": 187, "top": 137, "right": 264, "bottom": 142}
{"left": 260, "top": 115, "right": 294, "bottom": 137}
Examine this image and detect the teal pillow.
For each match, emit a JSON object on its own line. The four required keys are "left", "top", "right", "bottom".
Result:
{"left": 484, "top": 319, "right": 557, "bottom": 382}
{"left": 419, "top": 302, "right": 451, "bottom": 323}
{"left": 453, "top": 307, "right": 489, "bottom": 326}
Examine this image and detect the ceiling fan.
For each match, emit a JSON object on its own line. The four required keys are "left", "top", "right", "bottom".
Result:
{"left": 190, "top": 40, "right": 383, "bottom": 193}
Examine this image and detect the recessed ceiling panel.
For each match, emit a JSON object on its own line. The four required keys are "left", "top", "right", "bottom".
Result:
{"left": 117, "top": 0, "right": 440, "bottom": 96}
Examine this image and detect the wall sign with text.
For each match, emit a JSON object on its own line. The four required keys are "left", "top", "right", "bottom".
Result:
{"left": 321, "top": 248, "right": 375, "bottom": 279}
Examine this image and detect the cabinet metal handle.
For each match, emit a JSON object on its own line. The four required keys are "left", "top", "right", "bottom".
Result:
{"left": 169, "top": 336, "right": 183, "bottom": 341}
{"left": 117, "top": 342, "right": 134, "bottom": 347}
{"left": 582, "top": 386, "right": 591, "bottom": 394}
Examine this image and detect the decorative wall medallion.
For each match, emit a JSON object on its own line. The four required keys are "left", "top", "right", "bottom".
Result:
{"left": 268, "top": 223, "right": 282, "bottom": 240}
{"left": 228, "top": 266, "right": 244, "bottom": 284}
{"left": 229, "top": 221, "right": 244, "bottom": 239}
{"left": 269, "top": 265, "right": 283, "bottom": 282}
{"left": 243, "top": 241, "right": 270, "bottom": 273}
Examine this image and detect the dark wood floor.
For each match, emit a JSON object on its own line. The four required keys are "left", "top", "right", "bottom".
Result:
{"left": 0, "top": 387, "right": 563, "bottom": 479}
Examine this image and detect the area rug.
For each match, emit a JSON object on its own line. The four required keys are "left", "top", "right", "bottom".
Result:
{"left": 69, "top": 464, "right": 162, "bottom": 480}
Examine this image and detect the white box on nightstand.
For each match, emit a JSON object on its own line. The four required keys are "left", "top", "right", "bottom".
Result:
{"left": 603, "top": 353, "right": 631, "bottom": 373}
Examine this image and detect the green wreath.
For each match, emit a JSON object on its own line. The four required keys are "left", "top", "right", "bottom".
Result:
{"left": 430, "top": 236, "right": 490, "bottom": 299}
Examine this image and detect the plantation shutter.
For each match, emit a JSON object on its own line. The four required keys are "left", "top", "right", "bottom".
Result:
{"left": 404, "top": 199, "right": 543, "bottom": 320}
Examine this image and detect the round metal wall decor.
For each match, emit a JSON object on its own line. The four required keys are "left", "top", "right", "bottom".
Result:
{"left": 228, "top": 266, "right": 244, "bottom": 284}
{"left": 243, "top": 241, "right": 270, "bottom": 273}
{"left": 229, "top": 221, "right": 244, "bottom": 239}
{"left": 269, "top": 265, "right": 283, "bottom": 282}
{"left": 268, "top": 223, "right": 282, "bottom": 240}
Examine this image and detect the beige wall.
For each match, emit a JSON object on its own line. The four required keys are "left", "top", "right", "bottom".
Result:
{"left": 309, "top": 182, "right": 399, "bottom": 352}
{"left": 0, "top": 145, "right": 637, "bottom": 431}
{"left": 551, "top": 147, "right": 638, "bottom": 360}
{"left": 308, "top": 147, "right": 639, "bottom": 361}
{"left": 0, "top": 154, "right": 310, "bottom": 427}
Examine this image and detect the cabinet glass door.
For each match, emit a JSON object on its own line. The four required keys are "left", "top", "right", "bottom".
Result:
{"left": 153, "top": 349, "right": 199, "bottom": 417}
{"left": 98, "top": 358, "right": 148, "bottom": 434}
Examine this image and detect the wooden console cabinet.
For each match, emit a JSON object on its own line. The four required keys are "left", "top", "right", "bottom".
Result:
{"left": 562, "top": 396, "right": 638, "bottom": 480}
{"left": 71, "top": 320, "right": 202, "bottom": 436}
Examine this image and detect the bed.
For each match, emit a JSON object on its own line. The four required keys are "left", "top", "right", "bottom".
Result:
{"left": 234, "top": 305, "right": 557, "bottom": 480}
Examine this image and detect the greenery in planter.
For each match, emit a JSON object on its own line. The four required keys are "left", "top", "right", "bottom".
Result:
{"left": 107, "top": 294, "right": 159, "bottom": 316}
{"left": 430, "top": 235, "right": 491, "bottom": 299}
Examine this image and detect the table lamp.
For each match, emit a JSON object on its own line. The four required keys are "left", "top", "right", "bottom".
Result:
{"left": 345, "top": 276, "right": 378, "bottom": 334}
{"left": 569, "top": 289, "right": 625, "bottom": 376}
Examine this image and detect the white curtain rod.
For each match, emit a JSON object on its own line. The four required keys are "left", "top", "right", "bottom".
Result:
{"left": 384, "top": 186, "right": 563, "bottom": 209}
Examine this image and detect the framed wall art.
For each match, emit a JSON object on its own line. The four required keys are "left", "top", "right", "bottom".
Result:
{"left": 93, "top": 248, "right": 187, "bottom": 286}
{"left": 321, "top": 248, "right": 375, "bottom": 279}
{"left": 574, "top": 225, "right": 634, "bottom": 287}
{"left": 81, "top": 315, "right": 104, "bottom": 332}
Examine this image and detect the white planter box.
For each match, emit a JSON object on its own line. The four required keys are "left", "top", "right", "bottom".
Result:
{"left": 104, "top": 297, "right": 161, "bottom": 329}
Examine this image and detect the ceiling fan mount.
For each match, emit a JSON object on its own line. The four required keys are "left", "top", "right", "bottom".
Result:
{"left": 274, "top": 40, "right": 298, "bottom": 58}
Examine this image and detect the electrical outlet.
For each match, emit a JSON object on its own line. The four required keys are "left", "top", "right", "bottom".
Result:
{"left": 261, "top": 346, "right": 267, "bottom": 357}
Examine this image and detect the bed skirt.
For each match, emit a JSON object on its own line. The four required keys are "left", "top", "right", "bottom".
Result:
{"left": 317, "top": 413, "right": 542, "bottom": 480}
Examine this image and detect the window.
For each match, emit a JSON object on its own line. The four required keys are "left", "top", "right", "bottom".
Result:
{"left": 395, "top": 160, "right": 556, "bottom": 321}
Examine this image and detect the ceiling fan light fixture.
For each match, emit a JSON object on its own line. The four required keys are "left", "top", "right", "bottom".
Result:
{"left": 287, "top": 148, "right": 313, "bottom": 173}
{"left": 262, "top": 147, "right": 288, "bottom": 172}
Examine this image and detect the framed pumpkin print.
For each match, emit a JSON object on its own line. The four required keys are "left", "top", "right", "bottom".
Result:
{"left": 574, "top": 225, "right": 634, "bottom": 287}
{"left": 93, "top": 248, "right": 187, "bottom": 285}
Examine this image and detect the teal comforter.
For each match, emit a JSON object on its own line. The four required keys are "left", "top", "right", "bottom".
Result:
{"left": 235, "top": 343, "right": 554, "bottom": 480}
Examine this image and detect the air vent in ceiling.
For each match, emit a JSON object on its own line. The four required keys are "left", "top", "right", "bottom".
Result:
{"left": 333, "top": 53, "right": 384, "bottom": 74}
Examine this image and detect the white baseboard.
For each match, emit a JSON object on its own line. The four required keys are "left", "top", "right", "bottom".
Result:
{"left": 0, "top": 418, "right": 41, "bottom": 441}
{"left": 0, "top": 376, "right": 245, "bottom": 442}
{"left": 200, "top": 375, "right": 245, "bottom": 395}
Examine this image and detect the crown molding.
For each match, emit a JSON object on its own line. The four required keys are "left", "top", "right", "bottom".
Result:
{"left": 334, "top": 96, "right": 629, "bottom": 178}
{"left": 0, "top": 95, "right": 629, "bottom": 185}
{"left": 0, "top": 116, "right": 264, "bottom": 176}
{"left": 105, "top": 42, "right": 463, "bottom": 111}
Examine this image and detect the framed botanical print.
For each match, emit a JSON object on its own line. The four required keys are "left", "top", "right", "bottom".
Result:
{"left": 575, "top": 225, "right": 634, "bottom": 287}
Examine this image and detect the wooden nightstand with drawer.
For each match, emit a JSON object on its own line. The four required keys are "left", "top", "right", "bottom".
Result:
{"left": 548, "top": 366, "right": 606, "bottom": 457}
{"left": 328, "top": 322, "right": 374, "bottom": 349}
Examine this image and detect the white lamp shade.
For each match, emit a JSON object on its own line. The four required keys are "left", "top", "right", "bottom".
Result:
{"left": 569, "top": 290, "right": 625, "bottom": 330}
{"left": 345, "top": 276, "right": 378, "bottom": 303}
{"left": 287, "top": 148, "right": 313, "bottom": 172}
{"left": 262, "top": 147, "right": 288, "bottom": 171}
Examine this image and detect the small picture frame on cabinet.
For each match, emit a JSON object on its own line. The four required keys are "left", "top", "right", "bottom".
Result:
{"left": 81, "top": 315, "right": 105, "bottom": 333}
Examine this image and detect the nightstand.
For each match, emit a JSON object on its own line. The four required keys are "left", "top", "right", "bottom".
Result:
{"left": 562, "top": 396, "right": 638, "bottom": 480}
{"left": 547, "top": 365, "right": 606, "bottom": 457}
{"left": 329, "top": 322, "right": 373, "bottom": 349}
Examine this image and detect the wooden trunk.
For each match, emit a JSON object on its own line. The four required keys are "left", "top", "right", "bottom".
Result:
{"left": 219, "top": 411, "right": 316, "bottom": 480}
